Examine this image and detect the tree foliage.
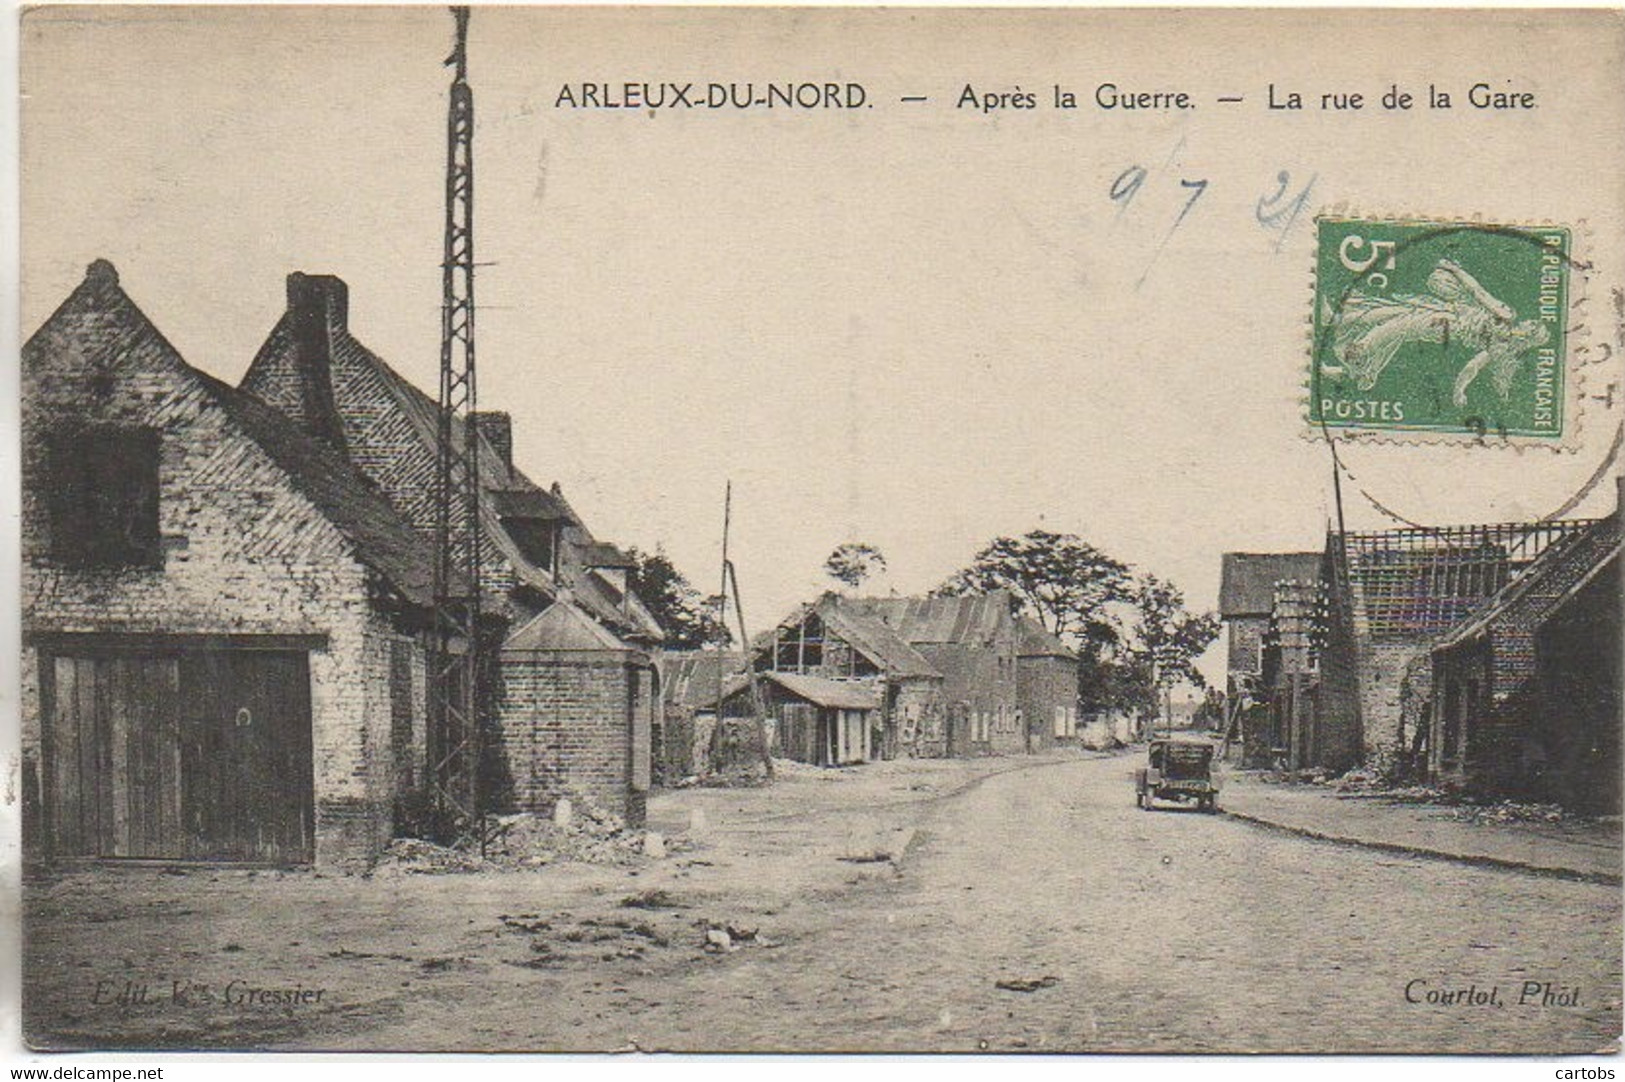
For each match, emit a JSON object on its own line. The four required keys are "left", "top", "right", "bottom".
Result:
{"left": 825, "top": 542, "right": 888, "bottom": 589}
{"left": 937, "top": 530, "right": 1220, "bottom": 713}
{"left": 1078, "top": 652, "right": 1157, "bottom": 716}
{"left": 625, "top": 547, "right": 732, "bottom": 650}
{"left": 935, "top": 529, "right": 1134, "bottom": 649}
{"left": 1130, "top": 575, "right": 1221, "bottom": 692}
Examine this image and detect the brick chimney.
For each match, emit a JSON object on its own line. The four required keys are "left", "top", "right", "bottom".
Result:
{"left": 472, "top": 410, "right": 513, "bottom": 479}
{"left": 85, "top": 258, "right": 120, "bottom": 290}
{"left": 285, "top": 273, "right": 350, "bottom": 451}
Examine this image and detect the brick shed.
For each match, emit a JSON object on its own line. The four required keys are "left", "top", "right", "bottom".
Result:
{"left": 240, "top": 273, "right": 663, "bottom": 825}
{"left": 21, "top": 261, "right": 440, "bottom": 869}
{"left": 497, "top": 599, "right": 655, "bottom": 823}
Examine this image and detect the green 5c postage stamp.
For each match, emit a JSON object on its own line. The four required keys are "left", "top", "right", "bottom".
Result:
{"left": 1311, "top": 217, "right": 1575, "bottom": 444}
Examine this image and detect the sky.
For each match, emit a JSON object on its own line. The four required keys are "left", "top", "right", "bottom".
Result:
{"left": 21, "top": 7, "right": 1625, "bottom": 686}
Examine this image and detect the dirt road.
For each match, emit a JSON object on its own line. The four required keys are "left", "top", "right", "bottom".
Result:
{"left": 23, "top": 752, "right": 1622, "bottom": 1053}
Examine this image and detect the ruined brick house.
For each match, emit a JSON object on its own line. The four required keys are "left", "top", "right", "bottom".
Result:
{"left": 1218, "top": 552, "right": 1324, "bottom": 699}
{"left": 1315, "top": 522, "right": 1593, "bottom": 775}
{"left": 239, "top": 273, "right": 664, "bottom": 825}
{"left": 1430, "top": 509, "right": 1619, "bottom": 811}
{"left": 1252, "top": 521, "right": 1597, "bottom": 777}
{"left": 847, "top": 592, "right": 1077, "bottom": 756}
{"left": 745, "top": 593, "right": 944, "bottom": 763}
{"left": 21, "top": 261, "right": 441, "bottom": 868}
{"left": 1217, "top": 552, "right": 1324, "bottom": 766}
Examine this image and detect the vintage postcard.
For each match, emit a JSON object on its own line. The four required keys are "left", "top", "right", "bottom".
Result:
{"left": 10, "top": 4, "right": 1624, "bottom": 1056}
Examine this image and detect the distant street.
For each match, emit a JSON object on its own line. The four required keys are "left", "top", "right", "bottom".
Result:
{"left": 25, "top": 753, "right": 1622, "bottom": 1053}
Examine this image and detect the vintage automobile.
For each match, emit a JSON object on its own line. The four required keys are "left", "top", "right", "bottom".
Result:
{"left": 1134, "top": 737, "right": 1220, "bottom": 812}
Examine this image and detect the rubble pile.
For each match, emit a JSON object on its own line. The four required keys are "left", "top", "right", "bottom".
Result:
{"left": 491, "top": 807, "right": 659, "bottom": 867}
{"left": 373, "top": 838, "right": 485, "bottom": 875}
{"left": 698, "top": 765, "right": 774, "bottom": 789}
{"left": 1324, "top": 774, "right": 1569, "bottom": 823}
{"left": 1450, "top": 800, "right": 1566, "bottom": 825}
{"left": 373, "top": 802, "right": 689, "bottom": 875}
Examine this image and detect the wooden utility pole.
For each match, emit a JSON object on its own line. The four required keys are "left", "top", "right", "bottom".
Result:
{"left": 712, "top": 482, "right": 774, "bottom": 777}
{"left": 726, "top": 559, "right": 774, "bottom": 777}
{"left": 714, "top": 480, "right": 731, "bottom": 737}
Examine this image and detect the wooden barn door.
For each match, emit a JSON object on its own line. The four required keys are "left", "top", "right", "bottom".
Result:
{"left": 44, "top": 648, "right": 314, "bottom": 863}
{"left": 178, "top": 651, "right": 313, "bottom": 862}
{"left": 47, "top": 654, "right": 182, "bottom": 859}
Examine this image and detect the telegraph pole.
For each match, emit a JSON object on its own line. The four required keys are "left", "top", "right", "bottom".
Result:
{"left": 429, "top": 5, "right": 484, "bottom": 848}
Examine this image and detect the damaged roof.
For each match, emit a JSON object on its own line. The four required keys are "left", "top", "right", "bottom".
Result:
{"left": 1218, "top": 552, "right": 1325, "bottom": 617}
{"left": 818, "top": 598, "right": 942, "bottom": 678}
{"left": 845, "top": 592, "right": 1015, "bottom": 645}
{"left": 661, "top": 650, "right": 748, "bottom": 708}
{"left": 759, "top": 672, "right": 883, "bottom": 711}
{"left": 752, "top": 594, "right": 941, "bottom": 679}
{"left": 1436, "top": 514, "right": 1621, "bottom": 651}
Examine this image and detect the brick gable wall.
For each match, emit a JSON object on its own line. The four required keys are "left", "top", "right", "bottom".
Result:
{"left": 1019, "top": 655, "right": 1079, "bottom": 751}
{"left": 916, "top": 641, "right": 1022, "bottom": 755}
{"left": 23, "top": 299, "right": 427, "bottom": 870}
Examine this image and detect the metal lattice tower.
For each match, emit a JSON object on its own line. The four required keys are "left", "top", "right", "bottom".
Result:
{"left": 429, "top": 5, "right": 484, "bottom": 846}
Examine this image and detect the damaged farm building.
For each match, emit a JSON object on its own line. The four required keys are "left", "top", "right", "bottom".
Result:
{"left": 21, "top": 263, "right": 665, "bottom": 869}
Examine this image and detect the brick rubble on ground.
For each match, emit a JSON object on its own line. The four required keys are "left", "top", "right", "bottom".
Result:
{"left": 373, "top": 806, "right": 690, "bottom": 875}
{"left": 1249, "top": 766, "right": 1578, "bottom": 826}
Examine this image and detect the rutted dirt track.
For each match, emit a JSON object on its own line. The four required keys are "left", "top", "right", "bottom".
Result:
{"left": 24, "top": 753, "right": 1622, "bottom": 1052}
